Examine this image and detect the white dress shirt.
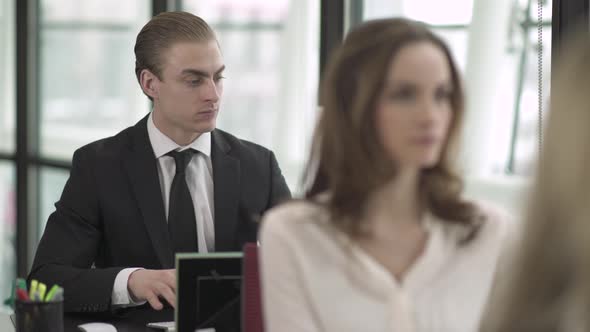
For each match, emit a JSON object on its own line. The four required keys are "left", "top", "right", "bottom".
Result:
{"left": 260, "top": 199, "right": 510, "bottom": 332}
{"left": 111, "top": 112, "right": 216, "bottom": 306}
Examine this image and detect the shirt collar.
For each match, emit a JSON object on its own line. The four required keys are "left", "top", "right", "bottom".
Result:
{"left": 147, "top": 112, "right": 212, "bottom": 158}
{"left": 343, "top": 212, "right": 449, "bottom": 298}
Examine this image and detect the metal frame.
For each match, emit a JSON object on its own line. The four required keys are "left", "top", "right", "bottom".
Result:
{"left": 152, "top": 0, "right": 169, "bottom": 15}
{"left": 319, "top": 0, "right": 345, "bottom": 81}
{"left": 15, "top": 0, "right": 39, "bottom": 278}
{"left": 552, "top": 0, "right": 589, "bottom": 76}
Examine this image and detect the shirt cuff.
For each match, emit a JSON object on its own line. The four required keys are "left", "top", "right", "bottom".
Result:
{"left": 111, "top": 267, "right": 147, "bottom": 306}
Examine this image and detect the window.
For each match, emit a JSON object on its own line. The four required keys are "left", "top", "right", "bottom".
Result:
{"left": 39, "top": 0, "right": 151, "bottom": 160}
{"left": 361, "top": 0, "right": 551, "bottom": 176}
{"left": 358, "top": 0, "right": 550, "bottom": 215}
{"left": 511, "top": 26, "right": 551, "bottom": 174}
{"left": 0, "top": 162, "right": 15, "bottom": 309}
{"left": 0, "top": 0, "right": 15, "bottom": 308}
{"left": 183, "top": 0, "right": 321, "bottom": 192}
{"left": 0, "top": 0, "right": 15, "bottom": 154}
{"left": 39, "top": 168, "right": 69, "bottom": 240}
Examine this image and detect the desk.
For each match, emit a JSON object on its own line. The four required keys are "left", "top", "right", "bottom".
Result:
{"left": 64, "top": 308, "right": 173, "bottom": 332}
{"left": 0, "top": 310, "right": 15, "bottom": 331}
{"left": 1, "top": 307, "right": 174, "bottom": 332}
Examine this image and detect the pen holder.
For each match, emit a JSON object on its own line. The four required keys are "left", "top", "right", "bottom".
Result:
{"left": 15, "top": 299, "right": 64, "bottom": 332}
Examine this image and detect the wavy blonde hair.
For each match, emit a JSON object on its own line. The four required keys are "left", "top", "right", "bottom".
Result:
{"left": 481, "top": 30, "right": 590, "bottom": 331}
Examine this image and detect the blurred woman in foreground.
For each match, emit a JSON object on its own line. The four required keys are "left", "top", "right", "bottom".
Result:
{"left": 481, "top": 31, "right": 590, "bottom": 332}
{"left": 260, "top": 18, "right": 510, "bottom": 332}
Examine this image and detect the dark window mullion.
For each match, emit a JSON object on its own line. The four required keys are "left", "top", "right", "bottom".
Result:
{"left": 152, "top": 0, "right": 168, "bottom": 16}
{"left": 15, "top": 0, "right": 27, "bottom": 280}
{"left": 30, "top": 157, "right": 71, "bottom": 170}
{"left": 319, "top": 0, "right": 344, "bottom": 82}
{"left": 152, "top": 0, "right": 181, "bottom": 16}
{"left": 552, "top": 0, "right": 589, "bottom": 70}
{"left": 16, "top": 0, "right": 41, "bottom": 278}
{"left": 0, "top": 153, "right": 16, "bottom": 162}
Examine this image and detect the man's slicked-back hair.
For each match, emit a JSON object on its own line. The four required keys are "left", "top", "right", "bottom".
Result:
{"left": 134, "top": 11, "right": 216, "bottom": 100}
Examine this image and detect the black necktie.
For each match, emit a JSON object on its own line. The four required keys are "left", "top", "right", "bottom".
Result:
{"left": 167, "top": 149, "right": 198, "bottom": 253}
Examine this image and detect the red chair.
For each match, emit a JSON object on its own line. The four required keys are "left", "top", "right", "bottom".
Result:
{"left": 242, "top": 243, "right": 264, "bottom": 332}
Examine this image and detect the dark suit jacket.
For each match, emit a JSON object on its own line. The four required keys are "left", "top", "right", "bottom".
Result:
{"left": 28, "top": 114, "right": 291, "bottom": 313}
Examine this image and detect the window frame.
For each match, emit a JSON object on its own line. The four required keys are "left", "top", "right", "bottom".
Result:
{"left": 6, "top": 0, "right": 588, "bottom": 279}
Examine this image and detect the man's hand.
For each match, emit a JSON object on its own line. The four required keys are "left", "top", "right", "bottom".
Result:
{"left": 127, "top": 269, "right": 176, "bottom": 310}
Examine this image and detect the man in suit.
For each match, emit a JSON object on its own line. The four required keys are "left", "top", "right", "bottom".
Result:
{"left": 28, "top": 11, "right": 290, "bottom": 317}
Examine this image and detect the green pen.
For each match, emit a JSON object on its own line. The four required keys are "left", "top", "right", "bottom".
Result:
{"left": 44, "top": 285, "right": 60, "bottom": 302}
{"left": 51, "top": 287, "right": 63, "bottom": 302}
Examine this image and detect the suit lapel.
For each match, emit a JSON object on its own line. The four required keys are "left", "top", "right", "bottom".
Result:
{"left": 123, "top": 115, "right": 174, "bottom": 268}
{"left": 212, "top": 130, "right": 241, "bottom": 251}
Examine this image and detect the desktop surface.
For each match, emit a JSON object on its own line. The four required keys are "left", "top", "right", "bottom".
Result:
{"left": 1, "top": 306, "right": 175, "bottom": 332}
{"left": 67, "top": 306, "right": 175, "bottom": 332}
{"left": 0, "top": 311, "right": 14, "bottom": 332}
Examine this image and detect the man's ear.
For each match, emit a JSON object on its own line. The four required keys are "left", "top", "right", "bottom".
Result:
{"left": 139, "top": 69, "right": 160, "bottom": 100}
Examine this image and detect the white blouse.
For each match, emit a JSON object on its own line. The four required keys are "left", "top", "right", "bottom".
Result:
{"left": 260, "top": 200, "right": 510, "bottom": 332}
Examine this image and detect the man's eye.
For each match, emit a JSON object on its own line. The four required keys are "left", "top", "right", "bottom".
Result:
{"left": 188, "top": 78, "right": 202, "bottom": 85}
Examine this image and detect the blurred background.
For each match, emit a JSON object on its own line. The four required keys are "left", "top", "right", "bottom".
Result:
{"left": 0, "top": 0, "right": 586, "bottom": 310}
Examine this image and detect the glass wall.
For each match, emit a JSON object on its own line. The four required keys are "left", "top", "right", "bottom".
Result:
{"left": 35, "top": 0, "right": 152, "bottom": 235}
{"left": 39, "top": 0, "right": 151, "bottom": 160}
{"left": 361, "top": 0, "right": 551, "bottom": 176}
{"left": 183, "top": 0, "right": 321, "bottom": 192}
{"left": 0, "top": 0, "right": 15, "bottom": 309}
{"left": 512, "top": 25, "right": 551, "bottom": 174}
{"left": 0, "top": 0, "right": 15, "bottom": 154}
{"left": 359, "top": 0, "right": 551, "bottom": 215}
{"left": 39, "top": 168, "right": 68, "bottom": 240}
{"left": 0, "top": 163, "right": 15, "bottom": 309}
{"left": 0, "top": 0, "right": 574, "bottom": 302}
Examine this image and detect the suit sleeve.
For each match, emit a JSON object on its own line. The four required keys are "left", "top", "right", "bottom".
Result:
{"left": 267, "top": 151, "right": 291, "bottom": 208}
{"left": 28, "top": 148, "right": 123, "bottom": 313}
